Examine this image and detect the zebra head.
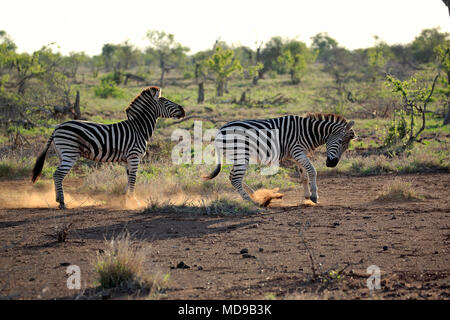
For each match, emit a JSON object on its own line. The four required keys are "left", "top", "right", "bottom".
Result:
{"left": 325, "top": 120, "right": 355, "bottom": 167}
{"left": 149, "top": 86, "right": 185, "bottom": 119}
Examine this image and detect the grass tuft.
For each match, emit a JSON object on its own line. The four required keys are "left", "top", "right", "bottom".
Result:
{"left": 94, "top": 232, "right": 158, "bottom": 290}
{"left": 376, "top": 179, "right": 421, "bottom": 201}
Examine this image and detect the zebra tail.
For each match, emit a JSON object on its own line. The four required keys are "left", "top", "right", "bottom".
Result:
{"left": 31, "top": 133, "right": 54, "bottom": 183}
{"left": 202, "top": 163, "right": 222, "bottom": 180}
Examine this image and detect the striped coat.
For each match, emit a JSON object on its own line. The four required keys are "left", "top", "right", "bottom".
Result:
{"left": 203, "top": 113, "right": 356, "bottom": 205}
{"left": 31, "top": 86, "right": 185, "bottom": 209}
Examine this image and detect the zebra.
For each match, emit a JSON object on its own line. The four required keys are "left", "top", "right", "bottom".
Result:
{"left": 203, "top": 113, "right": 356, "bottom": 205}
{"left": 31, "top": 86, "right": 185, "bottom": 209}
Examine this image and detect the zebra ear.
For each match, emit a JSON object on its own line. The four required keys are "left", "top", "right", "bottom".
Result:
{"left": 149, "top": 86, "right": 161, "bottom": 100}
{"left": 345, "top": 120, "right": 354, "bottom": 131}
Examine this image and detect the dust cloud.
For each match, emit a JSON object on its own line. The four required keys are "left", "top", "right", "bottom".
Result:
{"left": 0, "top": 180, "right": 211, "bottom": 210}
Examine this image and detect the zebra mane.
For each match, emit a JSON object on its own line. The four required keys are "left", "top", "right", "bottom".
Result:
{"left": 125, "top": 86, "right": 160, "bottom": 120}
{"left": 304, "top": 113, "right": 348, "bottom": 126}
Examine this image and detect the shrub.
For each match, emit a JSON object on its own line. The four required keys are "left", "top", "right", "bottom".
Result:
{"left": 94, "top": 79, "right": 124, "bottom": 99}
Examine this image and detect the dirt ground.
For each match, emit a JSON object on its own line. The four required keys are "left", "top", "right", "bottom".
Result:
{"left": 0, "top": 173, "right": 449, "bottom": 300}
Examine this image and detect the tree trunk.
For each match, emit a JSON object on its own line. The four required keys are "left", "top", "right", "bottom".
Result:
{"left": 444, "top": 71, "right": 450, "bottom": 125}
{"left": 197, "top": 82, "right": 205, "bottom": 104}
{"left": 444, "top": 100, "right": 450, "bottom": 125}
{"left": 217, "top": 80, "right": 224, "bottom": 97}
{"left": 159, "top": 57, "right": 166, "bottom": 88}
{"left": 74, "top": 91, "right": 81, "bottom": 120}
{"left": 442, "top": 0, "right": 450, "bottom": 15}
{"left": 239, "top": 90, "right": 247, "bottom": 104}
{"left": 253, "top": 42, "right": 263, "bottom": 85}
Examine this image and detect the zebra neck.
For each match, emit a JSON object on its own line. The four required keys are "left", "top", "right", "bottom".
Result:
{"left": 128, "top": 113, "right": 158, "bottom": 142}
{"left": 308, "top": 118, "right": 336, "bottom": 149}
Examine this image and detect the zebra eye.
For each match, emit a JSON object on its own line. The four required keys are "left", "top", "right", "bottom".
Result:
{"left": 338, "top": 139, "right": 343, "bottom": 144}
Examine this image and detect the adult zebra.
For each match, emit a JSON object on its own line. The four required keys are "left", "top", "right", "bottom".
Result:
{"left": 203, "top": 113, "right": 356, "bottom": 205}
{"left": 31, "top": 86, "right": 185, "bottom": 209}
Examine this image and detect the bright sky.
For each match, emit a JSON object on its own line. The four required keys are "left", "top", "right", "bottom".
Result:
{"left": 1, "top": 0, "right": 449, "bottom": 55}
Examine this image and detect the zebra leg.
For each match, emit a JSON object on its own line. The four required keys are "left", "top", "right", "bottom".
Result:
{"left": 53, "top": 155, "right": 79, "bottom": 209}
{"left": 293, "top": 153, "right": 318, "bottom": 203}
{"left": 229, "top": 164, "right": 252, "bottom": 201}
{"left": 122, "top": 162, "right": 130, "bottom": 194}
{"left": 297, "top": 164, "right": 311, "bottom": 200}
{"left": 125, "top": 156, "right": 140, "bottom": 197}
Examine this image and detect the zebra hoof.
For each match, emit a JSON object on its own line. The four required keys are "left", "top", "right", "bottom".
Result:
{"left": 310, "top": 196, "right": 318, "bottom": 203}
{"left": 58, "top": 203, "right": 67, "bottom": 210}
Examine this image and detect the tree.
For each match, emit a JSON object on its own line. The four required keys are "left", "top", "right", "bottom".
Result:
{"left": 114, "top": 41, "right": 139, "bottom": 72}
{"left": 311, "top": 32, "right": 338, "bottom": 62}
{"left": 206, "top": 46, "right": 242, "bottom": 97}
{"left": 386, "top": 73, "right": 440, "bottom": 147}
{"left": 435, "top": 45, "right": 450, "bottom": 124}
{"left": 260, "top": 36, "right": 285, "bottom": 75}
{"left": 101, "top": 43, "right": 118, "bottom": 71}
{"left": 192, "top": 50, "right": 211, "bottom": 104}
{"left": 62, "top": 51, "right": 88, "bottom": 80}
{"left": 146, "top": 30, "right": 189, "bottom": 87}
{"left": 411, "top": 28, "right": 449, "bottom": 64}
{"left": 277, "top": 40, "right": 316, "bottom": 84}
{"left": 366, "top": 36, "right": 393, "bottom": 82}
{"left": 89, "top": 55, "right": 104, "bottom": 78}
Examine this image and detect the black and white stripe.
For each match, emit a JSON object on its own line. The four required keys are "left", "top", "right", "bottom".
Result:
{"left": 203, "top": 113, "right": 356, "bottom": 204}
{"left": 31, "top": 86, "right": 185, "bottom": 209}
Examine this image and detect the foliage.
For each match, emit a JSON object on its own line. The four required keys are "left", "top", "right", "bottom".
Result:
{"left": 411, "top": 28, "right": 449, "bottom": 64}
{"left": 146, "top": 30, "right": 190, "bottom": 87}
{"left": 311, "top": 32, "right": 338, "bottom": 62}
{"left": 94, "top": 77, "right": 124, "bottom": 99}
{"left": 385, "top": 73, "right": 439, "bottom": 147}
{"left": 206, "top": 46, "right": 242, "bottom": 96}
{"left": 383, "top": 109, "right": 408, "bottom": 147}
{"left": 277, "top": 40, "right": 317, "bottom": 84}
{"left": 366, "top": 36, "right": 393, "bottom": 82}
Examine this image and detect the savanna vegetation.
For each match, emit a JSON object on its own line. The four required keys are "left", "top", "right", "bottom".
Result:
{"left": 0, "top": 25, "right": 449, "bottom": 203}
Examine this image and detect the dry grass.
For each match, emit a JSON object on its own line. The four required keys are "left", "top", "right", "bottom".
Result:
{"left": 376, "top": 179, "right": 421, "bottom": 201}
{"left": 144, "top": 195, "right": 260, "bottom": 216}
{"left": 93, "top": 232, "right": 169, "bottom": 297}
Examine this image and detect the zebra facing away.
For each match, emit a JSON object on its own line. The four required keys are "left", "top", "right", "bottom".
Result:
{"left": 203, "top": 113, "right": 356, "bottom": 205}
{"left": 31, "top": 86, "right": 185, "bottom": 209}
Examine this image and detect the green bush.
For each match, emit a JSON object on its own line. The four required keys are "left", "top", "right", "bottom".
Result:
{"left": 94, "top": 78, "right": 124, "bottom": 99}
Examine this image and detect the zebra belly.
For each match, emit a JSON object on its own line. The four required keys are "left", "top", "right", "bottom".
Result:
{"left": 215, "top": 127, "right": 281, "bottom": 165}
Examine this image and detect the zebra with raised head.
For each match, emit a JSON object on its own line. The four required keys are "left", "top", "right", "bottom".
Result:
{"left": 203, "top": 113, "right": 356, "bottom": 205}
{"left": 31, "top": 86, "right": 185, "bottom": 209}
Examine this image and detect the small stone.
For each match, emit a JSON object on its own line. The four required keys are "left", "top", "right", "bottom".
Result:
{"left": 176, "top": 261, "right": 190, "bottom": 269}
{"left": 240, "top": 248, "right": 249, "bottom": 254}
{"left": 242, "top": 253, "right": 256, "bottom": 259}
{"left": 258, "top": 248, "right": 264, "bottom": 252}
{"left": 383, "top": 246, "right": 388, "bottom": 251}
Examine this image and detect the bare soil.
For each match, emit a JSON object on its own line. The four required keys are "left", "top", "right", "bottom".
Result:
{"left": 0, "top": 173, "right": 449, "bottom": 300}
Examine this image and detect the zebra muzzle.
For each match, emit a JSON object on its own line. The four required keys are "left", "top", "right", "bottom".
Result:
{"left": 326, "top": 157, "right": 339, "bottom": 168}
{"left": 175, "top": 109, "right": 185, "bottom": 119}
